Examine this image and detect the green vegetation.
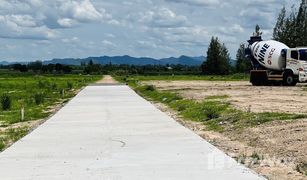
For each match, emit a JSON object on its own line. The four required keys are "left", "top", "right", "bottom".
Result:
{"left": 125, "top": 80, "right": 307, "bottom": 132}
{"left": 273, "top": 0, "right": 307, "bottom": 47}
{"left": 201, "top": 37, "right": 231, "bottom": 75}
{"left": 115, "top": 74, "right": 249, "bottom": 82}
{"left": 0, "top": 127, "right": 29, "bottom": 151}
{"left": 0, "top": 74, "right": 100, "bottom": 125}
{"left": 235, "top": 44, "right": 250, "bottom": 73}
{"left": 0, "top": 74, "right": 100, "bottom": 151}
{"left": 1, "top": 94, "right": 11, "bottom": 111}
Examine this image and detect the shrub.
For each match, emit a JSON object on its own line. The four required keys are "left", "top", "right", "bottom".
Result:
{"left": 67, "top": 82, "right": 73, "bottom": 90}
{"left": 34, "top": 93, "right": 45, "bottom": 105}
{"left": 51, "top": 83, "right": 57, "bottom": 90}
{"left": 1, "top": 94, "right": 11, "bottom": 111}
{"left": 144, "top": 85, "right": 155, "bottom": 91}
{"left": 201, "top": 101, "right": 229, "bottom": 120}
{"left": 0, "top": 140, "right": 5, "bottom": 151}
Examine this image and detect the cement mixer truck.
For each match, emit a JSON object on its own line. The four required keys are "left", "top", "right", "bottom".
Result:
{"left": 246, "top": 36, "right": 307, "bottom": 86}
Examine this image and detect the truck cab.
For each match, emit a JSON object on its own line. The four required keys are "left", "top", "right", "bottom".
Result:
{"left": 286, "top": 48, "right": 307, "bottom": 82}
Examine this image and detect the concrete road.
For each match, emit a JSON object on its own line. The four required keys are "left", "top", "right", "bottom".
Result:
{"left": 0, "top": 85, "right": 263, "bottom": 180}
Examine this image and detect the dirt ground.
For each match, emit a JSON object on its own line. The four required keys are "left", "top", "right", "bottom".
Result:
{"left": 147, "top": 81, "right": 307, "bottom": 114}
{"left": 96, "top": 75, "right": 118, "bottom": 84}
{"left": 145, "top": 80, "right": 307, "bottom": 180}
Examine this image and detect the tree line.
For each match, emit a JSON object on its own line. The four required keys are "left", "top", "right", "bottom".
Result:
{"left": 4, "top": 61, "right": 73, "bottom": 74}
{"left": 273, "top": 0, "right": 306, "bottom": 47}
{"left": 0, "top": 60, "right": 201, "bottom": 75}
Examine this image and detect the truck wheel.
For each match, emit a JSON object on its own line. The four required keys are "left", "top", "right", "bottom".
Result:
{"left": 283, "top": 73, "right": 297, "bottom": 86}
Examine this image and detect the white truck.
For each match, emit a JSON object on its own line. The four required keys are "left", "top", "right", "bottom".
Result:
{"left": 246, "top": 36, "right": 307, "bottom": 86}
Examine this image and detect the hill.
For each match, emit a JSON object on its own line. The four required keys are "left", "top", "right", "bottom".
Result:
{"left": 1, "top": 55, "right": 236, "bottom": 66}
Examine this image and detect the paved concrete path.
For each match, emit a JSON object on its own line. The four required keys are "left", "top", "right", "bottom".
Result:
{"left": 0, "top": 85, "right": 263, "bottom": 180}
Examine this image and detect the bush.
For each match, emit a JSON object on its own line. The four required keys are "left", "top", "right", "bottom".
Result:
{"left": 144, "top": 85, "right": 155, "bottom": 91}
{"left": 201, "top": 101, "right": 229, "bottom": 120}
{"left": 34, "top": 93, "right": 45, "bottom": 105}
{"left": 51, "top": 83, "right": 57, "bottom": 90}
{"left": 1, "top": 94, "right": 11, "bottom": 111}
{"left": 67, "top": 82, "right": 73, "bottom": 90}
{"left": 0, "top": 141, "right": 4, "bottom": 151}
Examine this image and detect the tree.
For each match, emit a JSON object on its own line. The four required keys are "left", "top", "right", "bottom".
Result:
{"left": 28, "top": 60, "right": 42, "bottom": 72}
{"left": 253, "top": 24, "right": 263, "bottom": 36}
{"left": 88, "top": 59, "right": 94, "bottom": 66}
{"left": 273, "top": 6, "right": 286, "bottom": 41}
{"left": 296, "top": 0, "right": 307, "bottom": 46}
{"left": 201, "top": 37, "right": 231, "bottom": 75}
{"left": 273, "top": 1, "right": 307, "bottom": 47}
{"left": 235, "top": 44, "right": 250, "bottom": 73}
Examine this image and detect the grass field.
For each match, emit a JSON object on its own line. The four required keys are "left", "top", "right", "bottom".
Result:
{"left": 132, "top": 84, "right": 307, "bottom": 132}
{"left": 0, "top": 74, "right": 101, "bottom": 151}
{"left": 115, "top": 73, "right": 250, "bottom": 82}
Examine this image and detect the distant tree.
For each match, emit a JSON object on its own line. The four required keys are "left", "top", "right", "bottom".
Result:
{"left": 62, "top": 65, "right": 72, "bottom": 73}
{"left": 46, "top": 64, "right": 55, "bottom": 73}
{"left": 55, "top": 63, "right": 63, "bottom": 72}
{"left": 253, "top": 24, "right": 263, "bottom": 36}
{"left": 296, "top": 0, "right": 307, "bottom": 46}
{"left": 273, "top": 6, "right": 286, "bottom": 41}
{"left": 273, "top": 1, "right": 307, "bottom": 47}
{"left": 28, "top": 60, "right": 42, "bottom": 72}
{"left": 88, "top": 60, "right": 94, "bottom": 66}
{"left": 201, "top": 37, "right": 231, "bottom": 75}
{"left": 84, "top": 64, "right": 103, "bottom": 74}
{"left": 235, "top": 44, "right": 250, "bottom": 73}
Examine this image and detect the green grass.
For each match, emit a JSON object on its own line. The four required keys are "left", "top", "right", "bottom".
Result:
{"left": 0, "top": 127, "right": 29, "bottom": 151}
{"left": 132, "top": 83, "right": 307, "bottom": 132}
{"left": 0, "top": 74, "right": 100, "bottom": 126}
{"left": 0, "top": 73, "right": 100, "bottom": 152}
{"left": 205, "top": 95, "right": 229, "bottom": 100}
{"left": 115, "top": 73, "right": 249, "bottom": 82}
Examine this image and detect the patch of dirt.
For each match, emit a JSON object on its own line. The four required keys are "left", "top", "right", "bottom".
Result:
{"left": 96, "top": 75, "right": 118, "bottom": 84}
{"left": 146, "top": 80, "right": 307, "bottom": 179}
{"left": 154, "top": 102, "right": 307, "bottom": 180}
{"left": 146, "top": 81, "right": 307, "bottom": 114}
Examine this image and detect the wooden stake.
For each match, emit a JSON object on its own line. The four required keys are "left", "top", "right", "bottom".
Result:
{"left": 21, "top": 107, "right": 24, "bottom": 121}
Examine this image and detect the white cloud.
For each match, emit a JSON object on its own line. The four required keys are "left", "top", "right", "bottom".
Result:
{"left": 0, "top": 15, "right": 57, "bottom": 40}
{"left": 57, "top": 0, "right": 103, "bottom": 23}
{"left": 101, "top": 40, "right": 116, "bottom": 47}
{"left": 138, "top": 7, "right": 188, "bottom": 28}
{"left": 57, "top": 18, "right": 76, "bottom": 28}
{"left": 0, "top": 0, "right": 116, "bottom": 39}
{"left": 62, "top": 37, "right": 80, "bottom": 43}
{"left": 218, "top": 24, "right": 244, "bottom": 36}
{"left": 6, "top": 15, "right": 37, "bottom": 27}
{"left": 164, "top": 0, "right": 220, "bottom": 6}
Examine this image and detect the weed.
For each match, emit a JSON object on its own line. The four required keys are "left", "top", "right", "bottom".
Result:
{"left": 296, "top": 163, "right": 307, "bottom": 175}
{"left": 0, "top": 140, "right": 4, "bottom": 151}
{"left": 144, "top": 85, "right": 155, "bottom": 91}
{"left": 251, "top": 152, "right": 261, "bottom": 161}
{"left": 67, "top": 82, "right": 73, "bottom": 90}
{"left": 130, "top": 82, "right": 307, "bottom": 132}
{"left": 5, "top": 127, "right": 28, "bottom": 142}
{"left": 1, "top": 94, "right": 11, "bottom": 111}
{"left": 205, "top": 95, "right": 229, "bottom": 100}
{"left": 34, "top": 92, "right": 45, "bottom": 105}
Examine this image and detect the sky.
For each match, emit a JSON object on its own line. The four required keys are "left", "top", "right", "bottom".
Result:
{"left": 0, "top": 0, "right": 298, "bottom": 61}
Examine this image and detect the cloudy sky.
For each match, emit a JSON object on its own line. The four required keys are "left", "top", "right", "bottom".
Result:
{"left": 0, "top": 0, "right": 298, "bottom": 61}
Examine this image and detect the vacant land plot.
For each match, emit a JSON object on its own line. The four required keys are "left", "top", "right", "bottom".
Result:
{"left": 147, "top": 81, "right": 307, "bottom": 114}
{"left": 131, "top": 78, "right": 307, "bottom": 179}
{"left": 0, "top": 74, "right": 101, "bottom": 151}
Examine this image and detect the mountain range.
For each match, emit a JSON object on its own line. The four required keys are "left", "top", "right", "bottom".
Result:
{"left": 0, "top": 55, "right": 236, "bottom": 66}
